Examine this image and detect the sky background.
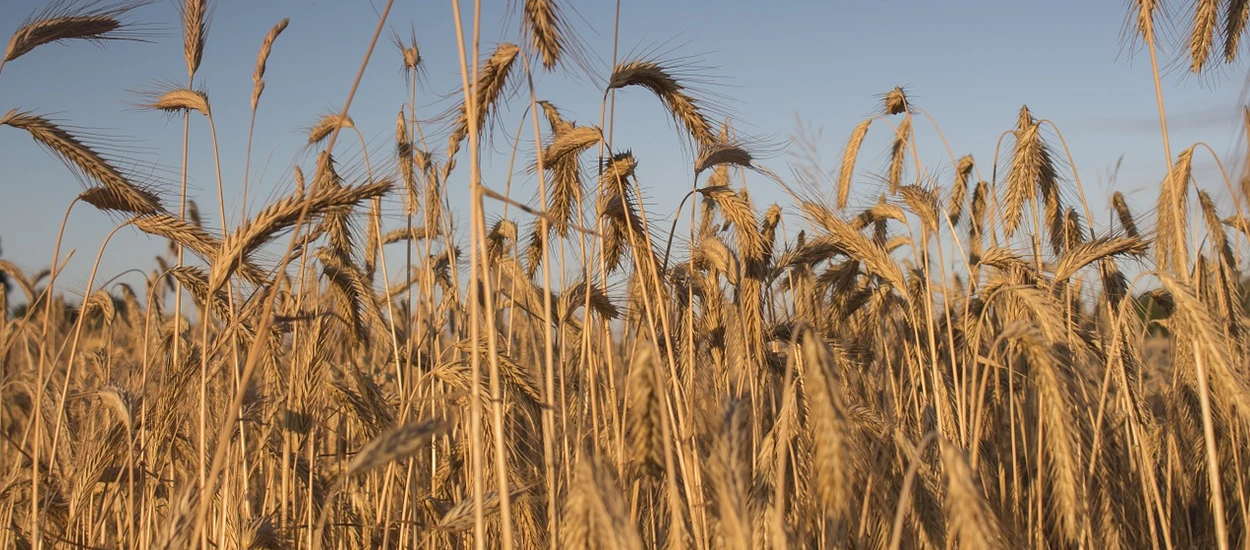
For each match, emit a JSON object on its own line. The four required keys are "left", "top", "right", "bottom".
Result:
{"left": 0, "top": 0, "right": 1247, "bottom": 301}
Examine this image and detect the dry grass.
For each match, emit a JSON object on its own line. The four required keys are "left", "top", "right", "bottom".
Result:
{"left": 4, "top": 2, "right": 1250, "bottom": 550}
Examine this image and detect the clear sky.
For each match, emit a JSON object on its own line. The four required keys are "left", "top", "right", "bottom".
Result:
{"left": 0, "top": 0, "right": 1246, "bottom": 301}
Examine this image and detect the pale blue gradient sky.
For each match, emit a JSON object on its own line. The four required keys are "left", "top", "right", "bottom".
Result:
{"left": 0, "top": 0, "right": 1245, "bottom": 300}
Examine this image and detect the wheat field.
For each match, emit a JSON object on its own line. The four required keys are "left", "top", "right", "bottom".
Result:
{"left": 2, "top": 1, "right": 1250, "bottom": 549}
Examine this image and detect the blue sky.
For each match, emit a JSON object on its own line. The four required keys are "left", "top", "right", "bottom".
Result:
{"left": 0, "top": 0, "right": 1246, "bottom": 300}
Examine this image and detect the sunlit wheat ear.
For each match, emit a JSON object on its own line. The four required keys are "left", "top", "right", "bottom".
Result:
{"left": 0, "top": 260, "right": 36, "bottom": 305}
{"left": 538, "top": 121, "right": 592, "bottom": 238}
{"left": 607, "top": 59, "right": 715, "bottom": 145}
{"left": 887, "top": 117, "right": 911, "bottom": 193}
{"left": 4, "top": 0, "right": 149, "bottom": 64}
{"left": 396, "top": 110, "right": 420, "bottom": 214}
{"left": 3, "top": 110, "right": 162, "bottom": 215}
{"left": 537, "top": 100, "right": 572, "bottom": 133}
{"left": 899, "top": 184, "right": 939, "bottom": 232}
{"left": 707, "top": 399, "right": 753, "bottom": 550}
{"left": 522, "top": 0, "right": 570, "bottom": 70}
{"left": 1052, "top": 235, "right": 1147, "bottom": 282}
{"left": 307, "top": 112, "right": 355, "bottom": 147}
{"left": 562, "top": 457, "right": 644, "bottom": 550}
{"left": 940, "top": 441, "right": 1008, "bottom": 550}
{"left": 949, "top": 154, "right": 973, "bottom": 225}
{"left": 133, "top": 213, "right": 220, "bottom": 263}
{"left": 339, "top": 418, "right": 445, "bottom": 479}
{"left": 294, "top": 165, "right": 305, "bottom": 194}
{"left": 699, "top": 186, "right": 763, "bottom": 268}
{"left": 1156, "top": 147, "right": 1194, "bottom": 274}
{"left": 1111, "top": 191, "right": 1139, "bottom": 238}
{"left": 796, "top": 199, "right": 906, "bottom": 292}
{"left": 1190, "top": 0, "right": 1218, "bottom": 71}
{"left": 181, "top": 0, "right": 208, "bottom": 78}
{"left": 251, "top": 18, "right": 289, "bottom": 110}
{"left": 837, "top": 119, "right": 872, "bottom": 209}
{"left": 445, "top": 42, "right": 520, "bottom": 160}
{"left": 141, "top": 88, "right": 210, "bottom": 116}
{"left": 83, "top": 288, "right": 117, "bottom": 325}
{"left": 600, "top": 150, "right": 638, "bottom": 184}
{"left": 1158, "top": 274, "right": 1250, "bottom": 423}
{"left": 1197, "top": 190, "right": 1230, "bottom": 256}
{"left": 799, "top": 327, "right": 849, "bottom": 520}
{"left": 212, "top": 179, "right": 393, "bottom": 289}
{"left": 96, "top": 385, "right": 134, "bottom": 433}
{"left": 1224, "top": 0, "right": 1250, "bottom": 60}
{"left": 382, "top": 226, "right": 435, "bottom": 244}
{"left": 542, "top": 125, "right": 602, "bottom": 167}
{"left": 1004, "top": 105, "right": 1059, "bottom": 239}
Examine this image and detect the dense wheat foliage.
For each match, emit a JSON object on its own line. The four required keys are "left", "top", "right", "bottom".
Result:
{"left": 4, "top": 1, "right": 1250, "bottom": 549}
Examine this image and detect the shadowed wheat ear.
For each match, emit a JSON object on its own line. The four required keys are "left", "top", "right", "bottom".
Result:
{"left": 949, "top": 154, "right": 974, "bottom": 225}
{"left": 881, "top": 85, "right": 911, "bottom": 115}
{"left": 251, "top": 18, "right": 289, "bottom": 110}
{"left": 180, "top": 0, "right": 207, "bottom": 78}
{"left": 1002, "top": 321, "right": 1086, "bottom": 543}
{"left": 3, "top": 0, "right": 149, "bottom": 64}
{"left": 1224, "top": 0, "right": 1250, "bottom": 61}
{"left": 607, "top": 58, "right": 716, "bottom": 145}
{"left": 695, "top": 139, "right": 753, "bottom": 176}
{"left": 2, "top": 110, "right": 162, "bottom": 215}
{"left": 1110, "top": 191, "right": 1139, "bottom": 237}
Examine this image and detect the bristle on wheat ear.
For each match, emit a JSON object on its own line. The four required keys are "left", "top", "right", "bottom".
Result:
{"left": 607, "top": 59, "right": 716, "bottom": 146}
{"left": 3, "top": 110, "right": 162, "bottom": 215}
{"left": 4, "top": 1, "right": 150, "bottom": 64}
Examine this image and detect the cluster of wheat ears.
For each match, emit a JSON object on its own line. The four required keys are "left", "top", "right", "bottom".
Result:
{"left": 3, "top": 0, "right": 1250, "bottom": 548}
